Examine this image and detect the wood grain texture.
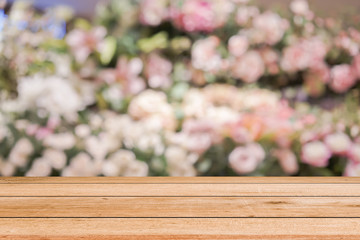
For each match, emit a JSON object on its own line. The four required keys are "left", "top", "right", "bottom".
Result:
{"left": 1, "top": 183, "right": 360, "bottom": 196}
{"left": 1, "top": 196, "right": 360, "bottom": 217}
{"left": 0, "top": 177, "right": 359, "bottom": 239}
{"left": 1, "top": 218, "right": 360, "bottom": 239}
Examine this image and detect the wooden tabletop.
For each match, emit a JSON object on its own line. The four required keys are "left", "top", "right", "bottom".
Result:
{"left": 0, "top": 177, "right": 360, "bottom": 239}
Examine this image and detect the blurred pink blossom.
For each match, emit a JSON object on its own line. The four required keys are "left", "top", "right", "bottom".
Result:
{"left": 145, "top": 53, "right": 173, "bottom": 89}
{"left": 330, "top": 64, "right": 357, "bottom": 93}
{"left": 281, "top": 38, "right": 327, "bottom": 72}
{"left": 99, "top": 57, "right": 145, "bottom": 95}
{"left": 235, "top": 6, "right": 259, "bottom": 26}
{"left": 252, "top": 11, "right": 288, "bottom": 45}
{"left": 273, "top": 149, "right": 299, "bottom": 175}
{"left": 344, "top": 161, "right": 360, "bottom": 176}
{"left": 301, "top": 141, "right": 331, "bottom": 167}
{"left": 229, "top": 143, "right": 265, "bottom": 174}
{"left": 352, "top": 54, "right": 360, "bottom": 79}
{"left": 192, "top": 36, "right": 222, "bottom": 73}
{"left": 348, "top": 144, "right": 360, "bottom": 163}
{"left": 171, "top": 0, "right": 215, "bottom": 32}
{"left": 232, "top": 50, "right": 265, "bottom": 83}
{"left": 66, "top": 27, "right": 107, "bottom": 64}
{"left": 324, "top": 132, "right": 352, "bottom": 155}
{"left": 228, "top": 35, "right": 249, "bottom": 57}
{"left": 289, "top": 0, "right": 310, "bottom": 16}
{"left": 140, "top": 0, "right": 169, "bottom": 26}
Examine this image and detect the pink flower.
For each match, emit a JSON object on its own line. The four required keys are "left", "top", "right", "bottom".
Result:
{"left": 99, "top": 57, "right": 145, "bottom": 95}
{"left": 171, "top": 0, "right": 216, "bottom": 32}
{"left": 352, "top": 54, "right": 360, "bottom": 79}
{"left": 330, "top": 64, "right": 357, "bottom": 93}
{"left": 139, "top": 0, "right": 169, "bottom": 26}
{"left": 232, "top": 51, "right": 265, "bottom": 83}
{"left": 145, "top": 53, "right": 173, "bottom": 89}
{"left": 229, "top": 143, "right": 265, "bottom": 174}
{"left": 290, "top": 0, "right": 310, "bottom": 16}
{"left": 273, "top": 149, "right": 299, "bottom": 175}
{"left": 228, "top": 35, "right": 249, "bottom": 57}
{"left": 171, "top": 0, "right": 232, "bottom": 32}
{"left": 235, "top": 6, "right": 259, "bottom": 26}
{"left": 192, "top": 36, "right": 222, "bottom": 73}
{"left": 259, "top": 48, "right": 280, "bottom": 75}
{"left": 348, "top": 144, "right": 360, "bottom": 163}
{"left": 252, "top": 11, "right": 288, "bottom": 45}
{"left": 180, "top": 119, "right": 222, "bottom": 154}
{"left": 301, "top": 141, "right": 331, "bottom": 167}
{"left": 324, "top": 132, "right": 352, "bottom": 155}
{"left": 281, "top": 38, "right": 327, "bottom": 72}
{"left": 344, "top": 161, "right": 360, "bottom": 176}
{"left": 66, "top": 27, "right": 107, "bottom": 64}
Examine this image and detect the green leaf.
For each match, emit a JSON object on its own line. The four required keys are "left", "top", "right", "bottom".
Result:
{"left": 100, "top": 36, "right": 117, "bottom": 65}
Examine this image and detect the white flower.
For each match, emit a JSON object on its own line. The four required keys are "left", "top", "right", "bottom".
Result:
{"left": 17, "top": 75, "right": 86, "bottom": 117}
{"left": 0, "top": 158, "right": 16, "bottom": 177}
{"left": 324, "top": 132, "right": 352, "bottom": 155}
{"left": 128, "top": 90, "right": 176, "bottom": 130}
{"left": 26, "top": 158, "right": 52, "bottom": 177}
{"left": 290, "top": 0, "right": 310, "bottom": 16}
{"left": 122, "top": 160, "right": 148, "bottom": 177}
{"left": 102, "top": 150, "right": 149, "bottom": 177}
{"left": 43, "top": 149, "right": 67, "bottom": 170}
{"left": 44, "top": 133, "right": 76, "bottom": 150}
{"left": 9, "top": 138, "right": 34, "bottom": 167}
{"left": 75, "top": 124, "right": 91, "bottom": 138}
{"left": 229, "top": 143, "right": 265, "bottom": 174}
{"left": 301, "top": 141, "right": 331, "bottom": 167}
{"left": 192, "top": 36, "right": 222, "bottom": 72}
{"left": 165, "top": 146, "right": 197, "bottom": 176}
{"left": 62, "top": 152, "right": 98, "bottom": 176}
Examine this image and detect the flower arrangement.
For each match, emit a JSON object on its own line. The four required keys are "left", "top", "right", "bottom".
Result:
{"left": 0, "top": 0, "right": 360, "bottom": 176}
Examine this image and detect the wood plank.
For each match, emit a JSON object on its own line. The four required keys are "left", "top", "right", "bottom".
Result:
{"left": 0, "top": 218, "right": 359, "bottom": 239}
{"left": 1, "top": 177, "right": 360, "bottom": 184}
{"left": 1, "top": 196, "right": 360, "bottom": 218}
{"left": 1, "top": 183, "right": 359, "bottom": 196}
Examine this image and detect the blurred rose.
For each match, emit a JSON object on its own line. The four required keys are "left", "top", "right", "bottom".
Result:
{"left": 348, "top": 144, "right": 360, "bottom": 163}
{"left": 236, "top": 6, "right": 259, "bottom": 26}
{"left": 228, "top": 35, "right": 249, "bottom": 57}
{"left": 301, "top": 141, "right": 331, "bottom": 167}
{"left": 26, "top": 158, "right": 52, "bottom": 177}
{"left": 229, "top": 143, "right": 265, "bottom": 174}
{"left": 281, "top": 38, "right": 327, "bottom": 72}
{"left": 165, "top": 146, "right": 197, "bottom": 176}
{"left": 99, "top": 57, "right": 145, "bottom": 95}
{"left": 171, "top": 0, "right": 232, "bottom": 32}
{"left": 44, "top": 133, "right": 76, "bottom": 150}
{"left": 352, "top": 54, "right": 360, "bottom": 79}
{"left": 43, "top": 149, "right": 67, "bottom": 170}
{"left": 330, "top": 64, "right": 357, "bottom": 93}
{"left": 192, "top": 36, "right": 222, "bottom": 73}
{"left": 140, "top": 0, "right": 168, "bottom": 26}
{"left": 273, "top": 149, "right": 299, "bottom": 175}
{"left": 66, "top": 26, "right": 106, "bottom": 64}
{"left": 324, "top": 132, "right": 352, "bottom": 155}
{"left": 145, "top": 53, "right": 173, "bottom": 89}
{"left": 252, "top": 11, "right": 288, "bottom": 45}
{"left": 290, "top": 0, "right": 310, "bottom": 16}
{"left": 344, "top": 161, "right": 360, "bottom": 176}
{"left": 128, "top": 90, "right": 176, "bottom": 130}
{"left": 232, "top": 51, "right": 265, "bottom": 83}
{"left": 8, "top": 138, "right": 34, "bottom": 167}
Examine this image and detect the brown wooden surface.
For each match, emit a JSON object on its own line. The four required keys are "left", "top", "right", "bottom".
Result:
{"left": 0, "top": 177, "right": 360, "bottom": 239}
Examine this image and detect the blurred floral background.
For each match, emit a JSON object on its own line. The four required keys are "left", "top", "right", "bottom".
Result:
{"left": 0, "top": 0, "right": 360, "bottom": 177}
